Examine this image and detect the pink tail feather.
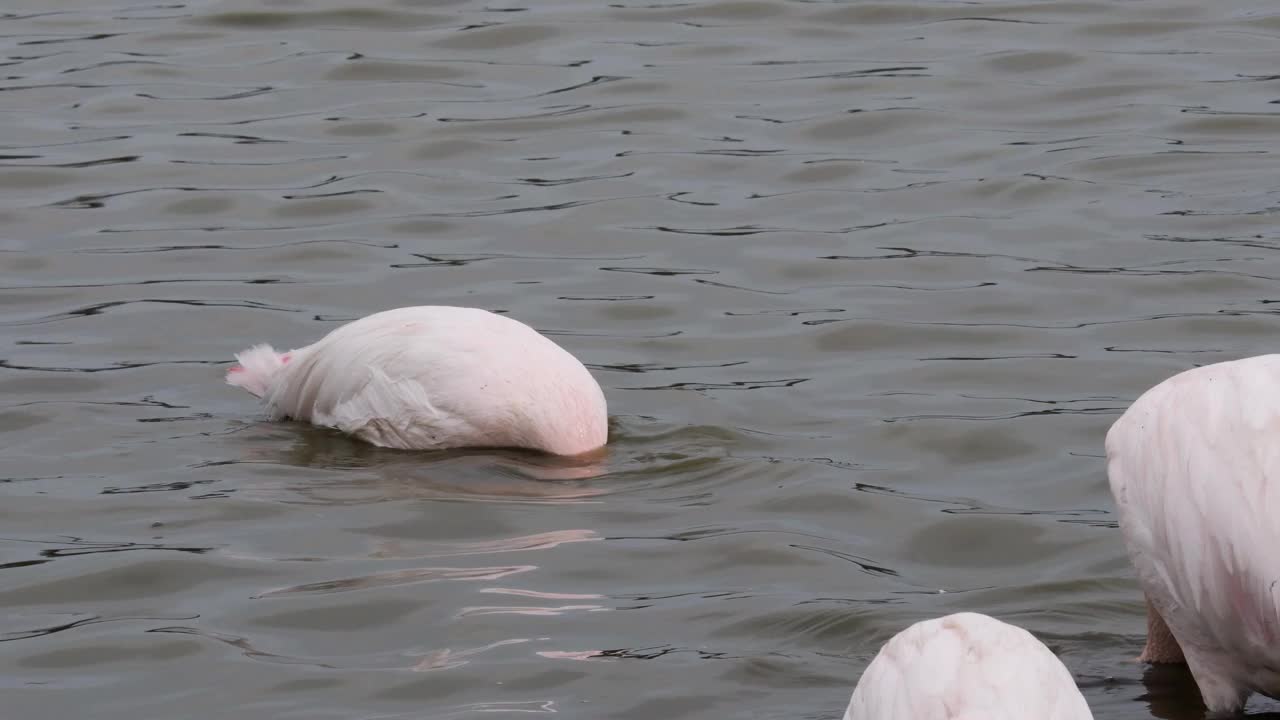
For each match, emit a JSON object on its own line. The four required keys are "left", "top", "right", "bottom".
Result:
{"left": 226, "top": 344, "right": 290, "bottom": 399}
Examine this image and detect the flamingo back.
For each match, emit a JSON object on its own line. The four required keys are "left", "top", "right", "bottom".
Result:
{"left": 843, "top": 612, "right": 1091, "bottom": 720}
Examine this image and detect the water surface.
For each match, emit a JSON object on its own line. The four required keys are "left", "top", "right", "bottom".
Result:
{"left": 4, "top": 0, "right": 1280, "bottom": 717}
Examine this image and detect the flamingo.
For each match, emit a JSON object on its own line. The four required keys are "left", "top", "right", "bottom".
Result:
{"left": 225, "top": 306, "right": 608, "bottom": 456}
{"left": 844, "top": 612, "right": 1092, "bottom": 719}
{"left": 1106, "top": 355, "right": 1280, "bottom": 713}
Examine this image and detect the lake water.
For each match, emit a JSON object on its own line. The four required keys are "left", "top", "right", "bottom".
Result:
{"left": 4, "top": 1, "right": 1280, "bottom": 717}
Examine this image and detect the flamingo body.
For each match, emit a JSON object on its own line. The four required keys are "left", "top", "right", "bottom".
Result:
{"left": 844, "top": 612, "right": 1092, "bottom": 720}
{"left": 226, "top": 306, "right": 607, "bottom": 456}
{"left": 1106, "top": 354, "right": 1280, "bottom": 713}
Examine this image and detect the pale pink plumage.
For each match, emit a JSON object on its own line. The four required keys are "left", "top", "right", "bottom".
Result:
{"left": 226, "top": 306, "right": 608, "bottom": 456}
{"left": 1106, "top": 354, "right": 1280, "bottom": 713}
{"left": 843, "top": 612, "right": 1092, "bottom": 720}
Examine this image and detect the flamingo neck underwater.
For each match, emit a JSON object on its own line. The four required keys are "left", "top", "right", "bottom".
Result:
{"left": 1142, "top": 596, "right": 1186, "bottom": 664}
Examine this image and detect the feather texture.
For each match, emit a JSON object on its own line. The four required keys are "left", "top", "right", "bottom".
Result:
{"left": 225, "top": 306, "right": 607, "bottom": 455}
{"left": 225, "top": 343, "right": 289, "bottom": 399}
{"left": 843, "top": 612, "right": 1092, "bottom": 720}
{"left": 1106, "top": 354, "right": 1280, "bottom": 712}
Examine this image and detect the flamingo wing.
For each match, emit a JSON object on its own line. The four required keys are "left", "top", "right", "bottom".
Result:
{"left": 1106, "top": 355, "right": 1280, "bottom": 706}
{"left": 843, "top": 613, "right": 1091, "bottom": 720}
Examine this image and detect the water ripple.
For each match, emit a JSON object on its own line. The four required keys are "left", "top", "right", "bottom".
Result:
{"left": 3, "top": 0, "right": 1277, "bottom": 718}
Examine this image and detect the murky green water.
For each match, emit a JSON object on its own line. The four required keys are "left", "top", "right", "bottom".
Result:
{"left": 4, "top": 1, "right": 1280, "bottom": 717}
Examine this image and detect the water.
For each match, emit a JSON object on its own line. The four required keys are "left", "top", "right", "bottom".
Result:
{"left": 4, "top": 0, "right": 1280, "bottom": 717}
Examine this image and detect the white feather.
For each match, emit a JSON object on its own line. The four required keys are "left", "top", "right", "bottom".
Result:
{"left": 1107, "top": 354, "right": 1280, "bottom": 712}
{"left": 843, "top": 613, "right": 1092, "bottom": 720}
{"left": 225, "top": 343, "right": 287, "bottom": 399}
{"left": 225, "top": 306, "right": 608, "bottom": 455}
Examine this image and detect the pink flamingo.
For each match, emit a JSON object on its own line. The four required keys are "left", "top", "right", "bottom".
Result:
{"left": 226, "top": 306, "right": 607, "bottom": 456}
{"left": 1107, "top": 355, "right": 1280, "bottom": 713}
{"left": 844, "top": 612, "right": 1092, "bottom": 719}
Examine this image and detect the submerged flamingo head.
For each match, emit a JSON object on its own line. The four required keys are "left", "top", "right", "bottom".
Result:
{"left": 226, "top": 344, "right": 292, "bottom": 399}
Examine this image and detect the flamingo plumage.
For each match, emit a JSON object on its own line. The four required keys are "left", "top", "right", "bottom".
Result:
{"left": 843, "top": 612, "right": 1092, "bottom": 719}
{"left": 1107, "top": 354, "right": 1280, "bottom": 713}
{"left": 225, "top": 306, "right": 607, "bottom": 456}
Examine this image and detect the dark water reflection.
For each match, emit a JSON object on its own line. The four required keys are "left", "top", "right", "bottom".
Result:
{"left": 5, "top": 0, "right": 1280, "bottom": 717}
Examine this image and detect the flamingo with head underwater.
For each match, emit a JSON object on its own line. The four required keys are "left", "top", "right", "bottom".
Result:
{"left": 843, "top": 612, "right": 1093, "bottom": 719}
{"left": 1106, "top": 354, "right": 1280, "bottom": 714}
{"left": 225, "top": 306, "right": 608, "bottom": 456}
